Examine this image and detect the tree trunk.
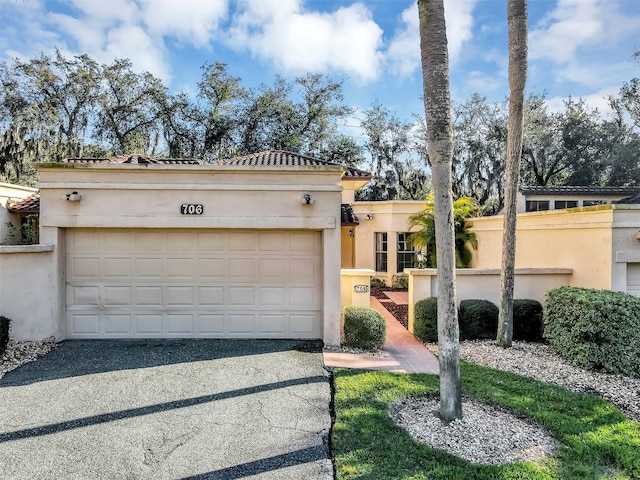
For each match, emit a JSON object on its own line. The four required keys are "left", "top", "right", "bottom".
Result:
{"left": 418, "top": 0, "right": 462, "bottom": 421}
{"left": 497, "top": 0, "right": 528, "bottom": 348}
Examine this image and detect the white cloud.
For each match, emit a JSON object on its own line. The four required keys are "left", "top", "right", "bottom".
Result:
{"left": 139, "top": 0, "right": 228, "bottom": 48}
{"left": 386, "top": 0, "right": 478, "bottom": 79}
{"left": 529, "top": 0, "right": 640, "bottom": 64}
{"left": 227, "top": 0, "right": 383, "bottom": 83}
{"left": 545, "top": 87, "right": 617, "bottom": 117}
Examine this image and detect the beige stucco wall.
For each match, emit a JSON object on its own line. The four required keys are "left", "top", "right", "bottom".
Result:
{"left": 0, "top": 182, "right": 38, "bottom": 244}
{"left": 351, "top": 201, "right": 424, "bottom": 284}
{"left": 406, "top": 268, "right": 573, "bottom": 333}
{"left": 470, "top": 207, "right": 616, "bottom": 290}
{"left": 340, "top": 269, "right": 375, "bottom": 334}
{"left": 0, "top": 245, "right": 58, "bottom": 340}
{"left": 19, "top": 163, "right": 345, "bottom": 344}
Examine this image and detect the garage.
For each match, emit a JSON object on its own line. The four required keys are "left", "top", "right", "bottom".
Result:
{"left": 66, "top": 228, "right": 323, "bottom": 338}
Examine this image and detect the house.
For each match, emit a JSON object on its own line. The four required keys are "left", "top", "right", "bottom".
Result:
{"left": 518, "top": 185, "right": 640, "bottom": 212}
{"left": 1, "top": 151, "right": 352, "bottom": 344}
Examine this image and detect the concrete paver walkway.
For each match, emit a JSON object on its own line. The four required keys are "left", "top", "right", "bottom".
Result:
{"left": 323, "top": 297, "right": 439, "bottom": 374}
{"left": 382, "top": 291, "right": 409, "bottom": 305}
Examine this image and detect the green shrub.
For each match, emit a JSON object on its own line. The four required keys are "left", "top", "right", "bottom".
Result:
{"left": 0, "top": 316, "right": 10, "bottom": 356}
{"left": 343, "top": 305, "right": 386, "bottom": 349}
{"left": 544, "top": 287, "right": 640, "bottom": 377}
{"left": 513, "top": 299, "right": 544, "bottom": 341}
{"left": 4, "top": 214, "right": 39, "bottom": 245}
{"left": 413, "top": 297, "right": 438, "bottom": 342}
{"left": 390, "top": 273, "right": 409, "bottom": 290}
{"left": 459, "top": 299, "right": 498, "bottom": 340}
{"left": 370, "top": 277, "right": 387, "bottom": 289}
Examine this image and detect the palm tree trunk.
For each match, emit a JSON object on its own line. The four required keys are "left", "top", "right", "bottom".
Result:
{"left": 498, "top": 0, "right": 528, "bottom": 347}
{"left": 418, "top": 0, "right": 462, "bottom": 421}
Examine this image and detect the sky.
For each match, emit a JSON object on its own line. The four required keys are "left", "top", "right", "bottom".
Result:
{"left": 1, "top": 0, "right": 639, "bottom": 140}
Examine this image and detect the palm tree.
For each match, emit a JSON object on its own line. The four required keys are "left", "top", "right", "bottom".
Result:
{"left": 408, "top": 195, "right": 480, "bottom": 268}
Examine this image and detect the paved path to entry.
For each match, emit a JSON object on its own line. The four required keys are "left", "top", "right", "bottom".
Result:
{"left": 323, "top": 298, "right": 439, "bottom": 374}
{"left": 0, "top": 340, "right": 332, "bottom": 480}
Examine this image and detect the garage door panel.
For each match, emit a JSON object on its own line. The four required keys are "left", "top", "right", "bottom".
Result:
{"left": 71, "top": 314, "right": 100, "bottom": 335}
{"left": 135, "top": 314, "right": 163, "bottom": 334}
{"left": 136, "top": 286, "right": 163, "bottom": 307}
{"left": 103, "top": 286, "right": 131, "bottom": 306}
{"left": 70, "top": 257, "right": 100, "bottom": 279}
{"left": 68, "top": 285, "right": 100, "bottom": 306}
{"left": 102, "top": 258, "right": 131, "bottom": 279}
{"left": 228, "top": 232, "right": 257, "bottom": 251}
{"left": 258, "top": 286, "right": 287, "bottom": 307}
{"left": 66, "top": 229, "right": 322, "bottom": 339}
{"left": 196, "top": 314, "right": 225, "bottom": 334}
{"left": 135, "top": 258, "right": 164, "bottom": 278}
{"left": 258, "top": 314, "right": 287, "bottom": 334}
{"left": 228, "top": 286, "right": 255, "bottom": 306}
{"left": 259, "top": 232, "right": 288, "bottom": 251}
{"left": 167, "top": 314, "right": 193, "bottom": 334}
{"left": 227, "top": 314, "right": 255, "bottom": 334}
{"left": 102, "top": 231, "right": 132, "bottom": 252}
{"left": 166, "top": 258, "right": 196, "bottom": 279}
{"left": 167, "top": 286, "right": 193, "bottom": 306}
{"left": 198, "top": 286, "right": 224, "bottom": 306}
{"left": 104, "top": 315, "right": 131, "bottom": 334}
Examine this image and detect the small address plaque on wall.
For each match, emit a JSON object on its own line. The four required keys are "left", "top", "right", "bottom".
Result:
{"left": 354, "top": 285, "right": 369, "bottom": 293}
{"left": 181, "top": 204, "right": 204, "bottom": 215}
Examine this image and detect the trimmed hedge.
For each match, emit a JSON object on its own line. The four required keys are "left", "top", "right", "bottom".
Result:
{"left": 544, "top": 286, "right": 640, "bottom": 378}
{"left": 513, "top": 299, "right": 544, "bottom": 341}
{"left": 414, "top": 297, "right": 438, "bottom": 342}
{"left": 459, "top": 299, "right": 498, "bottom": 340}
{"left": 0, "top": 316, "right": 10, "bottom": 357}
{"left": 343, "top": 305, "right": 386, "bottom": 349}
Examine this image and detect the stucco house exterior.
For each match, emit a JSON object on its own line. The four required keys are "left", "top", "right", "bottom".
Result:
{"left": 1, "top": 151, "right": 357, "bottom": 344}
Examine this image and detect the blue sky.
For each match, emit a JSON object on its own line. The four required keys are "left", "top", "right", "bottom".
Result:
{"left": 1, "top": 0, "right": 639, "bottom": 138}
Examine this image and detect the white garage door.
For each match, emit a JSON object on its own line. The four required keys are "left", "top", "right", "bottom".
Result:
{"left": 627, "top": 263, "right": 640, "bottom": 297}
{"left": 66, "top": 229, "right": 323, "bottom": 339}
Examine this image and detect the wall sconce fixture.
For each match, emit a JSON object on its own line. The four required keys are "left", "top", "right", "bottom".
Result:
{"left": 416, "top": 248, "right": 425, "bottom": 269}
{"left": 66, "top": 191, "right": 82, "bottom": 202}
{"left": 348, "top": 228, "right": 354, "bottom": 238}
{"left": 301, "top": 193, "right": 315, "bottom": 205}
{"left": 366, "top": 214, "right": 374, "bottom": 220}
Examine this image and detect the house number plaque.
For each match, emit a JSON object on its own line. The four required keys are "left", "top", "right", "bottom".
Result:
{"left": 181, "top": 204, "right": 204, "bottom": 215}
{"left": 354, "top": 285, "right": 369, "bottom": 293}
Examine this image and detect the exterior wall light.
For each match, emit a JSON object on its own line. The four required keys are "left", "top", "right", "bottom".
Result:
{"left": 301, "top": 193, "right": 315, "bottom": 205}
{"left": 366, "top": 214, "right": 374, "bottom": 220}
{"left": 66, "top": 191, "right": 82, "bottom": 202}
{"left": 416, "top": 248, "right": 425, "bottom": 268}
{"left": 348, "top": 228, "right": 354, "bottom": 238}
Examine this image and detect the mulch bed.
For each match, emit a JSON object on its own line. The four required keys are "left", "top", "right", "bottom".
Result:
{"left": 370, "top": 287, "right": 409, "bottom": 330}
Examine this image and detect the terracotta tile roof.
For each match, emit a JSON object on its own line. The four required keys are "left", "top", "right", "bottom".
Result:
{"left": 341, "top": 204, "right": 359, "bottom": 226}
{"left": 61, "top": 155, "right": 202, "bottom": 165}
{"left": 520, "top": 185, "right": 640, "bottom": 196}
{"left": 214, "top": 150, "right": 373, "bottom": 179}
{"left": 7, "top": 192, "right": 40, "bottom": 213}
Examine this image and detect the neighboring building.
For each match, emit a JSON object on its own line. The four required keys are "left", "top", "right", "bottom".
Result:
{"left": 518, "top": 185, "right": 640, "bottom": 213}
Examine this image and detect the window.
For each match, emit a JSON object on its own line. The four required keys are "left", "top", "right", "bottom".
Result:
{"left": 375, "top": 232, "right": 387, "bottom": 272}
{"left": 554, "top": 200, "right": 578, "bottom": 209}
{"left": 583, "top": 200, "right": 607, "bottom": 207}
{"left": 397, "top": 232, "right": 416, "bottom": 272}
{"left": 525, "top": 200, "right": 550, "bottom": 212}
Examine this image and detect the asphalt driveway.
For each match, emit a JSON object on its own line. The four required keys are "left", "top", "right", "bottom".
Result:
{"left": 0, "top": 339, "right": 333, "bottom": 480}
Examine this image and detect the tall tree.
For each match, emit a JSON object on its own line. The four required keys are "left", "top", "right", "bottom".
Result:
{"left": 94, "top": 59, "right": 168, "bottom": 154}
{"left": 497, "top": 0, "right": 528, "bottom": 348}
{"left": 418, "top": 0, "right": 461, "bottom": 421}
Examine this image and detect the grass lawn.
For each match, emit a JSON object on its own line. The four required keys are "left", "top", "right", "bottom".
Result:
{"left": 332, "top": 362, "right": 640, "bottom": 479}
